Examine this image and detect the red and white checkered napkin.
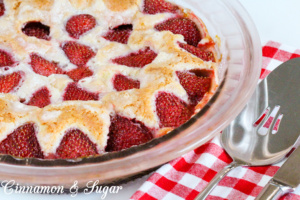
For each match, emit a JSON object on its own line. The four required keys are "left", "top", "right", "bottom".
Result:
{"left": 130, "top": 41, "right": 300, "bottom": 200}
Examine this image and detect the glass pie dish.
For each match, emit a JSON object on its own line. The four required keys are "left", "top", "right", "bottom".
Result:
{"left": 0, "top": 0, "right": 261, "bottom": 188}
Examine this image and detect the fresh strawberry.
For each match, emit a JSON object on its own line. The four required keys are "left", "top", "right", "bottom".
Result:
{"left": 156, "top": 92, "right": 194, "bottom": 127}
{"left": 103, "top": 24, "right": 133, "bottom": 44}
{"left": 30, "top": 53, "right": 64, "bottom": 77}
{"left": 143, "top": 0, "right": 179, "bottom": 15}
{"left": 112, "top": 47, "right": 157, "bottom": 68}
{"left": 26, "top": 87, "right": 51, "bottom": 108}
{"left": 155, "top": 17, "right": 201, "bottom": 47}
{"left": 179, "top": 42, "right": 215, "bottom": 62}
{"left": 22, "top": 21, "right": 51, "bottom": 41}
{"left": 0, "top": 72, "right": 23, "bottom": 93}
{"left": 55, "top": 129, "right": 98, "bottom": 159}
{"left": 62, "top": 41, "right": 96, "bottom": 66}
{"left": 0, "top": 2, "right": 5, "bottom": 17}
{"left": 176, "top": 70, "right": 212, "bottom": 105}
{"left": 113, "top": 74, "right": 140, "bottom": 91}
{"left": 0, "top": 123, "right": 44, "bottom": 158}
{"left": 0, "top": 50, "right": 15, "bottom": 67}
{"left": 66, "top": 66, "right": 93, "bottom": 82}
{"left": 63, "top": 82, "right": 99, "bottom": 101}
{"left": 66, "top": 14, "right": 96, "bottom": 39}
{"left": 105, "top": 115, "right": 153, "bottom": 152}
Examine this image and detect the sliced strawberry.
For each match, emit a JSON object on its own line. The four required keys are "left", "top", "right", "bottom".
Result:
{"left": 0, "top": 72, "right": 23, "bottom": 93}
{"left": 0, "top": 50, "right": 15, "bottom": 67}
{"left": 55, "top": 129, "right": 98, "bottom": 159}
{"left": 0, "top": 2, "right": 5, "bottom": 17}
{"left": 66, "top": 14, "right": 96, "bottom": 39}
{"left": 0, "top": 123, "right": 44, "bottom": 158}
{"left": 113, "top": 74, "right": 140, "bottom": 91}
{"left": 30, "top": 53, "right": 64, "bottom": 77}
{"left": 156, "top": 92, "right": 194, "bottom": 127}
{"left": 179, "top": 42, "right": 215, "bottom": 62}
{"left": 26, "top": 87, "right": 51, "bottom": 108}
{"left": 62, "top": 41, "right": 96, "bottom": 66}
{"left": 66, "top": 66, "right": 93, "bottom": 82}
{"left": 63, "top": 82, "right": 99, "bottom": 101}
{"left": 176, "top": 70, "right": 212, "bottom": 105}
{"left": 155, "top": 17, "right": 201, "bottom": 47}
{"left": 143, "top": 0, "right": 179, "bottom": 15}
{"left": 22, "top": 21, "right": 51, "bottom": 41}
{"left": 112, "top": 47, "right": 157, "bottom": 68}
{"left": 105, "top": 115, "right": 153, "bottom": 152}
{"left": 103, "top": 24, "right": 133, "bottom": 44}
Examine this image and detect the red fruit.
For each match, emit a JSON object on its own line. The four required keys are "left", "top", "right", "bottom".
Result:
{"left": 0, "top": 2, "right": 5, "bottom": 17}
{"left": 67, "top": 66, "right": 93, "bottom": 82}
{"left": 143, "top": 0, "right": 179, "bottom": 15}
{"left": 156, "top": 92, "right": 194, "bottom": 127}
{"left": 26, "top": 87, "right": 51, "bottom": 108}
{"left": 179, "top": 42, "right": 215, "bottom": 62}
{"left": 0, "top": 72, "right": 23, "bottom": 93}
{"left": 0, "top": 123, "right": 44, "bottom": 158}
{"left": 105, "top": 115, "right": 153, "bottom": 152}
{"left": 113, "top": 74, "right": 140, "bottom": 91}
{"left": 155, "top": 17, "right": 201, "bottom": 47}
{"left": 62, "top": 41, "right": 96, "bottom": 66}
{"left": 103, "top": 24, "right": 133, "bottom": 44}
{"left": 112, "top": 47, "right": 157, "bottom": 68}
{"left": 0, "top": 50, "right": 15, "bottom": 67}
{"left": 30, "top": 53, "right": 64, "bottom": 77}
{"left": 63, "top": 82, "right": 99, "bottom": 101}
{"left": 55, "top": 129, "right": 98, "bottom": 159}
{"left": 176, "top": 70, "right": 212, "bottom": 105}
{"left": 22, "top": 21, "right": 51, "bottom": 41}
{"left": 66, "top": 14, "right": 96, "bottom": 39}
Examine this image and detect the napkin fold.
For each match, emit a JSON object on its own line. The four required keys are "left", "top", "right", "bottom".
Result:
{"left": 131, "top": 41, "right": 300, "bottom": 200}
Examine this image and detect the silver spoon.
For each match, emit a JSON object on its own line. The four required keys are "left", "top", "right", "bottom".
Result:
{"left": 195, "top": 58, "right": 300, "bottom": 199}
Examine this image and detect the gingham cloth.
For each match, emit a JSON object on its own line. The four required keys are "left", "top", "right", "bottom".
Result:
{"left": 130, "top": 41, "right": 300, "bottom": 200}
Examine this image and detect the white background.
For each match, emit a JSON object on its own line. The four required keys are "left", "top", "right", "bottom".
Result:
{"left": 1, "top": 0, "right": 300, "bottom": 199}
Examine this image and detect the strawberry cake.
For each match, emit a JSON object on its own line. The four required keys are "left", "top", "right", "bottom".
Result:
{"left": 0, "top": 0, "right": 219, "bottom": 159}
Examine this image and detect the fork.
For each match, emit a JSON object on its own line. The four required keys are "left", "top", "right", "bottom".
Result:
{"left": 195, "top": 58, "right": 300, "bottom": 199}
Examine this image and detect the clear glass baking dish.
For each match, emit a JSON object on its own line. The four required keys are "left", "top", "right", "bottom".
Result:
{"left": 0, "top": 0, "right": 261, "bottom": 188}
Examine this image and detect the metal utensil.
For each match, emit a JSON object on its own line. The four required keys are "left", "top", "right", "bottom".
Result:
{"left": 195, "top": 58, "right": 300, "bottom": 200}
{"left": 256, "top": 146, "right": 300, "bottom": 200}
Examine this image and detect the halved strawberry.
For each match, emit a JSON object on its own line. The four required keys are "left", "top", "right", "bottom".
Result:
{"left": 176, "top": 70, "right": 212, "bottom": 105}
{"left": 143, "top": 0, "right": 179, "bottom": 15}
{"left": 105, "top": 115, "right": 153, "bottom": 152}
{"left": 66, "top": 14, "right": 96, "bottom": 39}
{"left": 63, "top": 82, "right": 99, "bottom": 101}
{"left": 30, "top": 53, "right": 64, "bottom": 77}
{"left": 0, "top": 123, "right": 44, "bottom": 158}
{"left": 26, "top": 87, "right": 51, "bottom": 108}
{"left": 179, "top": 42, "right": 215, "bottom": 62}
{"left": 112, "top": 47, "right": 157, "bottom": 68}
{"left": 103, "top": 24, "right": 133, "bottom": 44}
{"left": 155, "top": 17, "right": 201, "bottom": 47}
{"left": 113, "top": 74, "right": 140, "bottom": 91}
{"left": 156, "top": 92, "right": 194, "bottom": 127}
{"left": 62, "top": 41, "right": 96, "bottom": 66}
{"left": 0, "top": 2, "right": 5, "bottom": 17}
{"left": 66, "top": 66, "right": 93, "bottom": 82}
{"left": 55, "top": 129, "right": 98, "bottom": 159}
{"left": 22, "top": 21, "right": 51, "bottom": 41}
{"left": 0, "top": 50, "right": 15, "bottom": 67}
{"left": 0, "top": 72, "right": 23, "bottom": 93}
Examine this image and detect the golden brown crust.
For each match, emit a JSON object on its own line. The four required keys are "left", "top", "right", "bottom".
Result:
{"left": 103, "top": 0, "right": 138, "bottom": 11}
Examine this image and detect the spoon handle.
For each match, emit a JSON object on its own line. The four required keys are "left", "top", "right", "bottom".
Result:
{"left": 194, "top": 162, "right": 243, "bottom": 200}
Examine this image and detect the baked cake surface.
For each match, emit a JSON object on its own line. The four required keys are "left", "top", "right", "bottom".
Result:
{"left": 0, "top": 0, "right": 219, "bottom": 159}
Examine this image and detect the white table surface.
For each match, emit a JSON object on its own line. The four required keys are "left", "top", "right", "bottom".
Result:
{"left": 2, "top": 0, "right": 300, "bottom": 199}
